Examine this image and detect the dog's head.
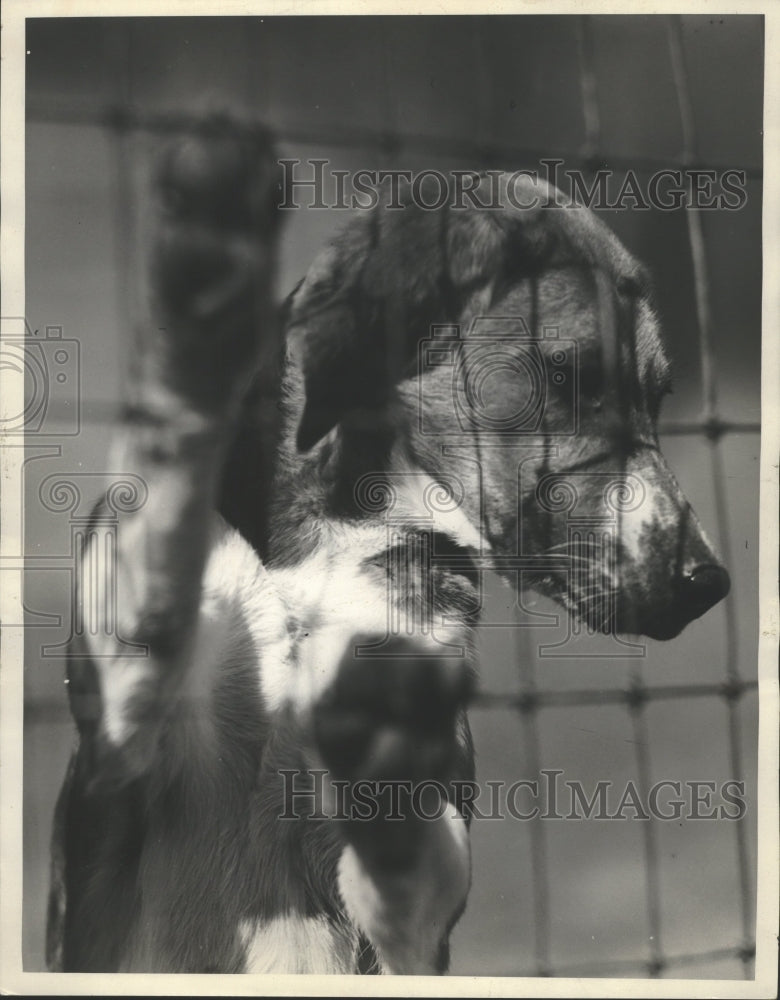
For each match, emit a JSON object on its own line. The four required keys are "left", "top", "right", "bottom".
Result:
{"left": 284, "top": 172, "right": 729, "bottom": 640}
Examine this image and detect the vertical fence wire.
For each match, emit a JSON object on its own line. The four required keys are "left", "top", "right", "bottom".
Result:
{"left": 627, "top": 671, "right": 666, "bottom": 977}
{"left": 515, "top": 616, "right": 553, "bottom": 976}
{"left": 576, "top": 16, "right": 601, "bottom": 164}
{"left": 597, "top": 248, "right": 666, "bottom": 978}
{"left": 107, "top": 21, "right": 138, "bottom": 413}
{"left": 666, "top": 15, "right": 755, "bottom": 977}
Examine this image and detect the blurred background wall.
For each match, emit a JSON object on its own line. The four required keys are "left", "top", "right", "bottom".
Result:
{"left": 22, "top": 14, "right": 762, "bottom": 978}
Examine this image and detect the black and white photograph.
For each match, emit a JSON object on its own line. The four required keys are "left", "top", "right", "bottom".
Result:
{"left": 1, "top": 2, "right": 777, "bottom": 995}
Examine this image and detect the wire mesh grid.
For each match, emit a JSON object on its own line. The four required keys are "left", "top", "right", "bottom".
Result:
{"left": 476, "top": 16, "right": 759, "bottom": 979}
{"left": 24, "top": 13, "right": 760, "bottom": 979}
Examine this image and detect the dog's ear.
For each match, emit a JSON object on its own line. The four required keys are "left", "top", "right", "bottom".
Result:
{"left": 286, "top": 174, "right": 550, "bottom": 452}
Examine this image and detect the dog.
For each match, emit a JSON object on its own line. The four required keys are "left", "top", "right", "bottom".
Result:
{"left": 46, "top": 122, "right": 730, "bottom": 975}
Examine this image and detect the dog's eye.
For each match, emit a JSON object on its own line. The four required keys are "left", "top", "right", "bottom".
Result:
{"left": 578, "top": 362, "right": 606, "bottom": 397}
{"left": 657, "top": 376, "right": 674, "bottom": 412}
{"left": 616, "top": 275, "right": 643, "bottom": 299}
{"left": 616, "top": 265, "right": 653, "bottom": 301}
{"left": 655, "top": 363, "right": 674, "bottom": 402}
{"left": 647, "top": 371, "right": 674, "bottom": 421}
{"left": 548, "top": 350, "right": 607, "bottom": 400}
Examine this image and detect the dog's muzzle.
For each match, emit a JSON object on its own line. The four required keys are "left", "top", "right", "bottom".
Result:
{"left": 635, "top": 561, "right": 731, "bottom": 640}
{"left": 678, "top": 562, "right": 731, "bottom": 617}
{"left": 521, "top": 451, "right": 731, "bottom": 642}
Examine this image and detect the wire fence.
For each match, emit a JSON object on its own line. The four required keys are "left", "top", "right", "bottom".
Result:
{"left": 474, "top": 17, "right": 757, "bottom": 978}
{"left": 24, "top": 13, "right": 759, "bottom": 979}
{"left": 479, "top": 16, "right": 758, "bottom": 979}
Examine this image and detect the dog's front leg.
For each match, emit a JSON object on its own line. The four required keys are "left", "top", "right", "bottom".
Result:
{"left": 336, "top": 798, "right": 471, "bottom": 975}
{"left": 68, "top": 127, "right": 279, "bottom": 786}
{"left": 312, "top": 638, "right": 474, "bottom": 974}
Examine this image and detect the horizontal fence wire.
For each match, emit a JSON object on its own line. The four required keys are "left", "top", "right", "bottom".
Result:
{"left": 23, "top": 400, "right": 763, "bottom": 441}
{"left": 473, "top": 679, "right": 759, "bottom": 712}
{"left": 23, "top": 14, "right": 759, "bottom": 979}
{"left": 25, "top": 98, "right": 763, "bottom": 182}
{"left": 513, "top": 942, "right": 757, "bottom": 979}
{"left": 25, "top": 679, "right": 759, "bottom": 723}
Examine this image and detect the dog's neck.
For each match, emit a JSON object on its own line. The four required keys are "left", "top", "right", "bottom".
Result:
{"left": 268, "top": 425, "right": 485, "bottom": 569}
{"left": 260, "top": 511, "right": 480, "bottom": 716}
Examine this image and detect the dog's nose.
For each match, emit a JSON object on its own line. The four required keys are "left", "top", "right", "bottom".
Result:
{"left": 680, "top": 563, "right": 730, "bottom": 618}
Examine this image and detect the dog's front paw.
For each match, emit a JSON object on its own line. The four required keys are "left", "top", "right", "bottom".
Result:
{"left": 148, "top": 118, "right": 281, "bottom": 414}
{"left": 312, "top": 635, "right": 473, "bottom": 868}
